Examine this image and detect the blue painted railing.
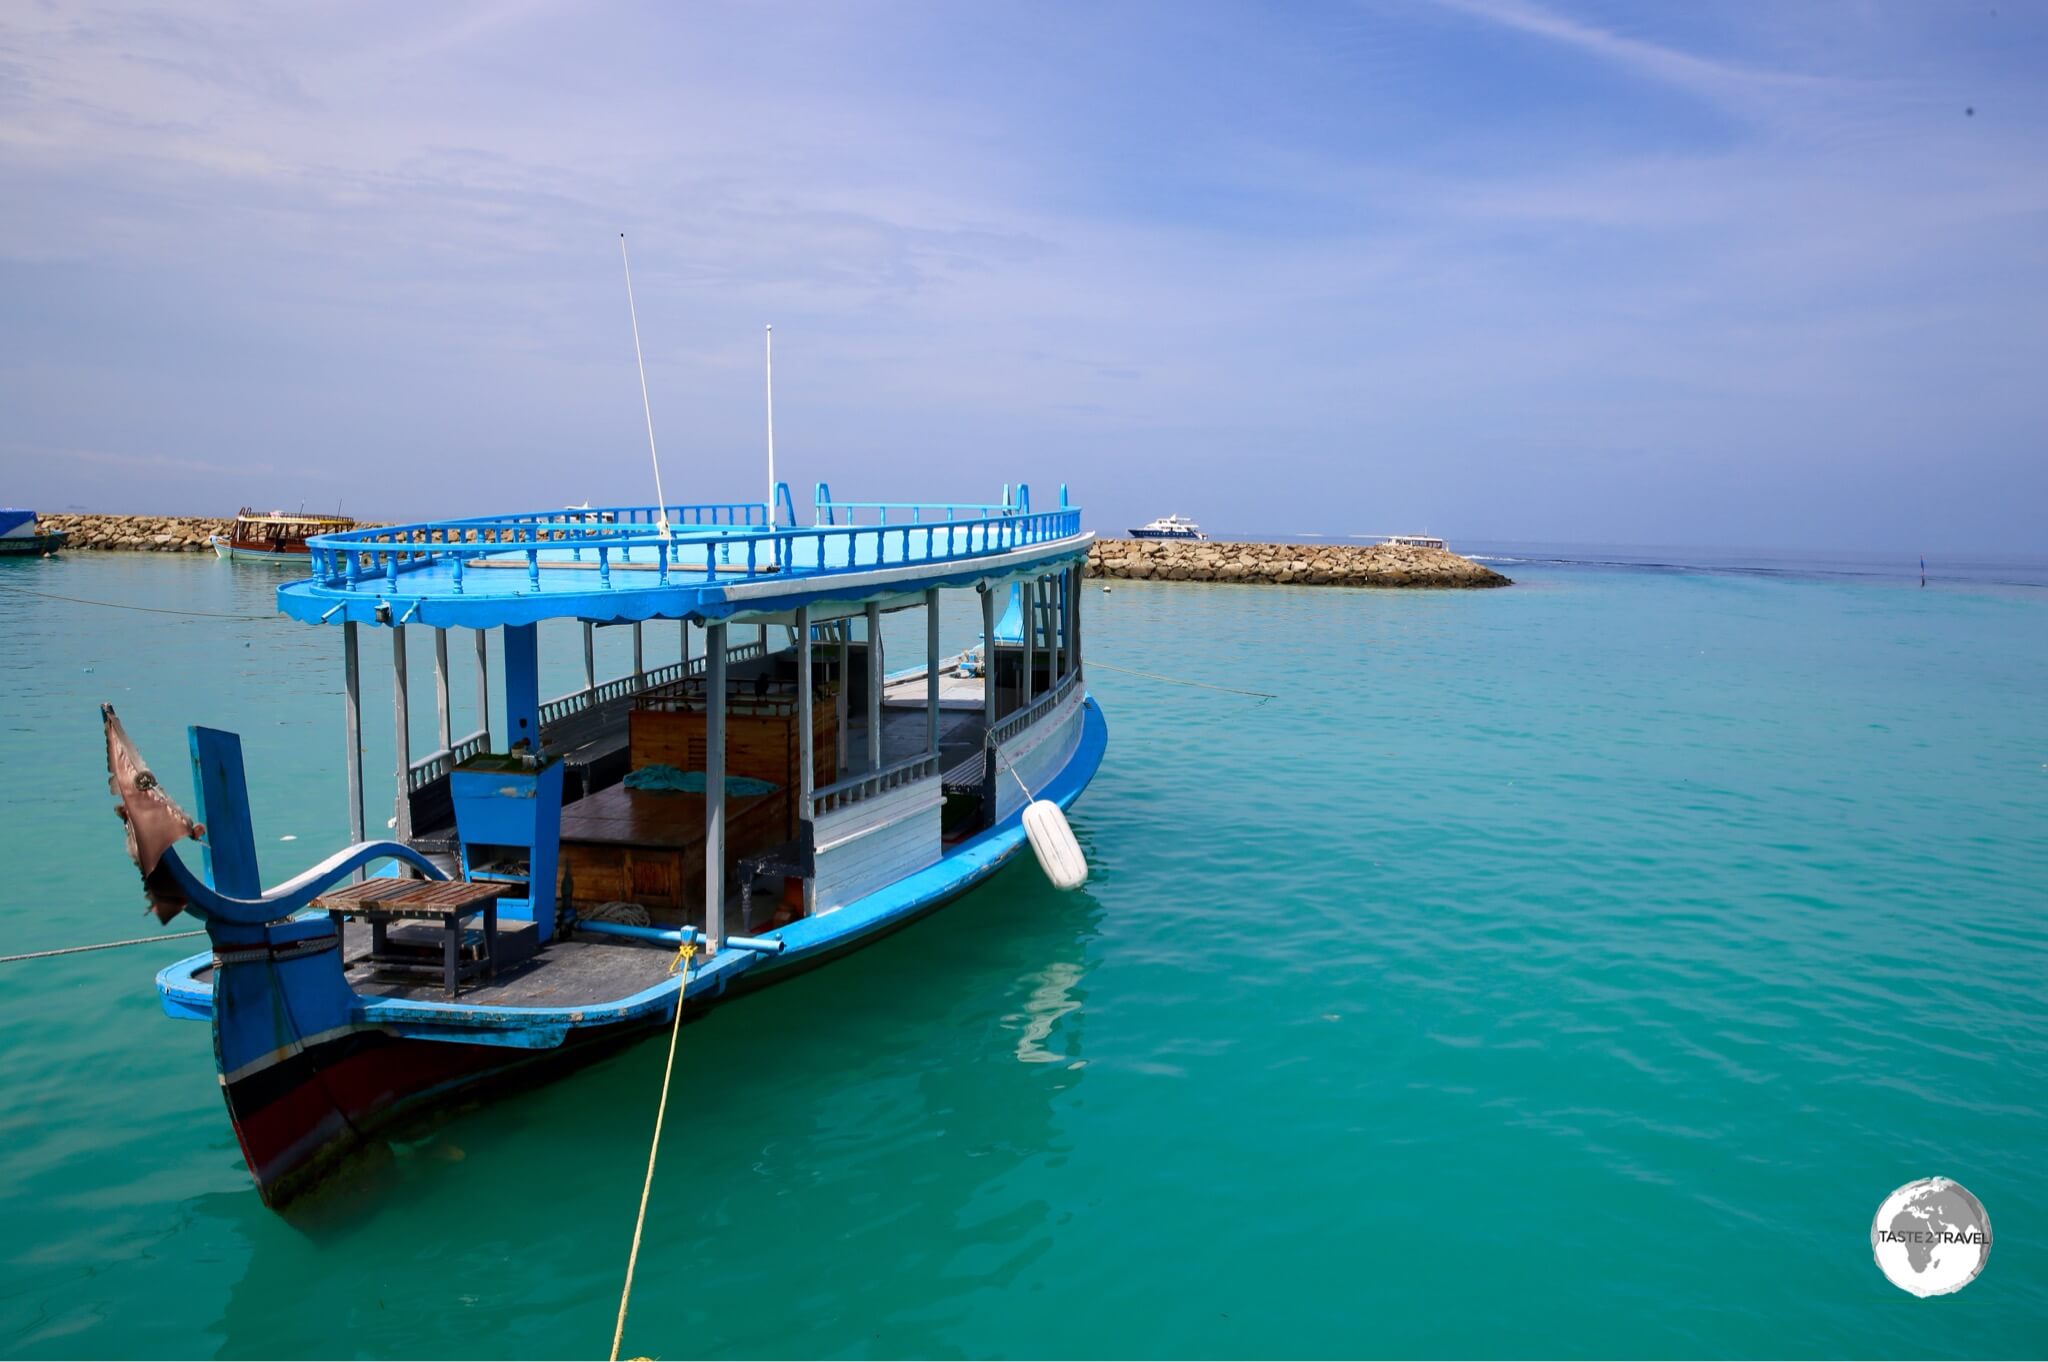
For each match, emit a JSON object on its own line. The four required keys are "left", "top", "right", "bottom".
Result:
{"left": 810, "top": 750, "right": 941, "bottom": 818}
{"left": 810, "top": 479, "right": 1031, "bottom": 527}
{"left": 405, "top": 727, "right": 492, "bottom": 792}
{"left": 533, "top": 638, "right": 768, "bottom": 729}
{"left": 987, "top": 666, "right": 1083, "bottom": 749}
{"left": 813, "top": 500, "right": 1020, "bottom": 526}
{"left": 303, "top": 501, "right": 1086, "bottom": 597}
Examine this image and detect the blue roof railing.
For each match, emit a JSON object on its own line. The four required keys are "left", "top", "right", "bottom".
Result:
{"left": 810, "top": 477, "right": 1037, "bottom": 528}
{"left": 299, "top": 501, "right": 1085, "bottom": 601}
{"left": 281, "top": 484, "right": 1088, "bottom": 628}
{"left": 811, "top": 495, "right": 1026, "bottom": 526}
{"left": 813, "top": 501, "right": 1020, "bottom": 526}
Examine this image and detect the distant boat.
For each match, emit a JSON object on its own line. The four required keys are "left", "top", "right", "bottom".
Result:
{"left": 210, "top": 508, "right": 356, "bottom": 563}
{"left": 1380, "top": 534, "right": 1447, "bottom": 551}
{"left": 0, "top": 508, "right": 64, "bottom": 556}
{"left": 1129, "top": 513, "right": 1207, "bottom": 541}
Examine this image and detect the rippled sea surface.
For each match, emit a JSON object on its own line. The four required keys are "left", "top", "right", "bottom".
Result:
{"left": 2, "top": 551, "right": 2044, "bottom": 1358}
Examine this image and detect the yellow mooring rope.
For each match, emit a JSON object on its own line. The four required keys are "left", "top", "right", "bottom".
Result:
{"left": 610, "top": 940, "right": 697, "bottom": 1362}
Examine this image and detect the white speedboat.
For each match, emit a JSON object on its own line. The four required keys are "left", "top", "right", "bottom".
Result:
{"left": 1129, "top": 513, "right": 1207, "bottom": 540}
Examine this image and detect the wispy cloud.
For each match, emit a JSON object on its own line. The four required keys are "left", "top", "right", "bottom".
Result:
{"left": 1429, "top": 0, "right": 1839, "bottom": 112}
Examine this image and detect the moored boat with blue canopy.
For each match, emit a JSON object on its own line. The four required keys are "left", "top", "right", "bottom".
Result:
{"left": 106, "top": 482, "right": 1104, "bottom": 1206}
{"left": 0, "top": 508, "right": 65, "bottom": 555}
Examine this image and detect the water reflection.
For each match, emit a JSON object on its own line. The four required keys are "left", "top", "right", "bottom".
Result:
{"left": 1007, "top": 961, "right": 1085, "bottom": 1066}
{"left": 204, "top": 860, "right": 1106, "bottom": 1358}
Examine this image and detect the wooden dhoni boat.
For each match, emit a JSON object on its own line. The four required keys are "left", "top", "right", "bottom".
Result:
{"left": 110, "top": 483, "right": 1103, "bottom": 1206}
{"left": 209, "top": 508, "right": 357, "bottom": 562}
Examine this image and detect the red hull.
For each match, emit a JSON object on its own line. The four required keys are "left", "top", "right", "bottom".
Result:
{"left": 224, "top": 1023, "right": 654, "bottom": 1204}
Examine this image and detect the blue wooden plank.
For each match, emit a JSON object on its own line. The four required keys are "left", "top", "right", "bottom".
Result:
{"left": 501, "top": 623, "right": 540, "bottom": 749}
{"left": 188, "top": 726, "right": 260, "bottom": 897}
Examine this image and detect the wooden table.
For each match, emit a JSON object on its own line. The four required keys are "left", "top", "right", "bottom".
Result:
{"left": 314, "top": 879, "right": 512, "bottom": 998}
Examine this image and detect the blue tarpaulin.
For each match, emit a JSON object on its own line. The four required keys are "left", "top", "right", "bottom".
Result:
{"left": 622, "top": 765, "right": 780, "bottom": 796}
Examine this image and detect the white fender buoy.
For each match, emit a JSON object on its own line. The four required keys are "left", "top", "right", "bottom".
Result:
{"left": 1022, "top": 798, "right": 1088, "bottom": 890}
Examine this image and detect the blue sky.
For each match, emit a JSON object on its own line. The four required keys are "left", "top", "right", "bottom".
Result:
{"left": 3, "top": 1, "right": 2044, "bottom": 550}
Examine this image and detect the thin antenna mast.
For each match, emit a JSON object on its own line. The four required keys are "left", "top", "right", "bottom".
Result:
{"left": 618, "top": 234, "right": 671, "bottom": 540}
{"left": 764, "top": 324, "right": 776, "bottom": 526}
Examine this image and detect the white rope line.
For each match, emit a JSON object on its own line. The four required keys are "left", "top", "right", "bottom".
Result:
{"left": 993, "top": 743, "right": 1035, "bottom": 803}
{"left": 0, "top": 584, "right": 271, "bottom": 620}
{"left": 0, "top": 929, "right": 207, "bottom": 964}
{"left": 1086, "top": 659, "right": 1276, "bottom": 699}
{"left": 619, "top": 233, "right": 672, "bottom": 542}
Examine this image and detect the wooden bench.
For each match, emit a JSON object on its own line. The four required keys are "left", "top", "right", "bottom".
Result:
{"left": 314, "top": 879, "right": 512, "bottom": 998}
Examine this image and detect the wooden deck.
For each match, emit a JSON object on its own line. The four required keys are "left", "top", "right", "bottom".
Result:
{"left": 854, "top": 706, "right": 990, "bottom": 778}
{"left": 883, "top": 669, "right": 985, "bottom": 710}
{"left": 182, "top": 921, "right": 684, "bottom": 1009}
{"left": 557, "top": 782, "right": 781, "bottom": 847}
{"left": 339, "top": 923, "right": 680, "bottom": 1007}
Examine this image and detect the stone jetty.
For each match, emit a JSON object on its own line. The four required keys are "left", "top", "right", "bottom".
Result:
{"left": 1086, "top": 537, "right": 1509, "bottom": 587}
{"left": 39, "top": 512, "right": 237, "bottom": 552}
{"left": 37, "top": 512, "right": 394, "bottom": 552}
{"left": 39, "top": 514, "right": 1511, "bottom": 587}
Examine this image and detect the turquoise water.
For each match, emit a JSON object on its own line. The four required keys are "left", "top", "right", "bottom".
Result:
{"left": 2, "top": 552, "right": 2045, "bottom": 1357}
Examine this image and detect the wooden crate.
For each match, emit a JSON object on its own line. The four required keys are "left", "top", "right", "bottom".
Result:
{"left": 626, "top": 685, "right": 836, "bottom": 837}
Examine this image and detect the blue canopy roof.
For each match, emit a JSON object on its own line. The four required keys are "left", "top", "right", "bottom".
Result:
{"left": 275, "top": 496, "right": 1090, "bottom": 630}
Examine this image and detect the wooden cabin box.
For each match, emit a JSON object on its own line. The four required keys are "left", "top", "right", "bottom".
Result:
{"left": 625, "top": 688, "right": 837, "bottom": 838}
{"left": 556, "top": 683, "right": 837, "bottom": 925}
{"left": 557, "top": 788, "right": 790, "bottom": 924}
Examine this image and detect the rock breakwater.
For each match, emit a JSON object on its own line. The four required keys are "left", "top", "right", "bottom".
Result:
{"left": 41, "top": 513, "right": 238, "bottom": 552}
{"left": 38, "top": 513, "right": 396, "bottom": 553}
{"left": 1086, "top": 538, "right": 1509, "bottom": 587}
{"left": 40, "top": 515, "right": 1511, "bottom": 587}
